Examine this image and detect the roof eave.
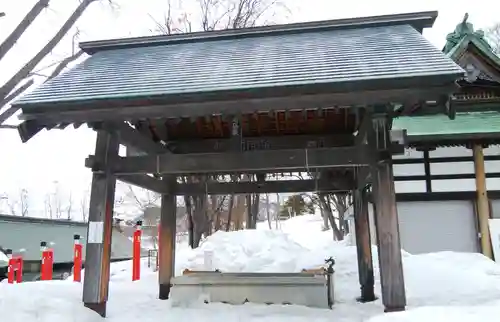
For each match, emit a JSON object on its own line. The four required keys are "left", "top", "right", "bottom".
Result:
{"left": 80, "top": 10, "right": 438, "bottom": 54}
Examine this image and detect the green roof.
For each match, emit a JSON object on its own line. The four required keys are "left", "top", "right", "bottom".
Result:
{"left": 393, "top": 14, "right": 500, "bottom": 144}
{"left": 14, "top": 11, "right": 463, "bottom": 111}
{"left": 443, "top": 13, "right": 500, "bottom": 67}
{"left": 393, "top": 111, "right": 500, "bottom": 141}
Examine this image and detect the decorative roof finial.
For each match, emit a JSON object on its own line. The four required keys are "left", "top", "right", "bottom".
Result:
{"left": 462, "top": 12, "right": 469, "bottom": 25}
{"left": 443, "top": 12, "right": 492, "bottom": 54}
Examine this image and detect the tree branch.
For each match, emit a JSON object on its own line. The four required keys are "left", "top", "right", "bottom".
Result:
{"left": 45, "top": 49, "right": 84, "bottom": 82}
{"left": 0, "top": 79, "right": 34, "bottom": 125}
{"left": 0, "top": 0, "right": 50, "bottom": 62}
{"left": 0, "top": 0, "right": 99, "bottom": 102}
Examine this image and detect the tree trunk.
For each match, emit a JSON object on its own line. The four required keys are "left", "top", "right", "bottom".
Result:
{"left": 266, "top": 193, "right": 272, "bottom": 229}
{"left": 319, "top": 193, "right": 343, "bottom": 240}
{"left": 0, "top": 0, "right": 99, "bottom": 101}
{"left": 318, "top": 198, "right": 330, "bottom": 231}
{"left": 213, "top": 195, "right": 222, "bottom": 232}
{"left": 191, "top": 195, "right": 205, "bottom": 248}
{"left": 251, "top": 193, "right": 259, "bottom": 228}
{"left": 184, "top": 195, "right": 194, "bottom": 248}
{"left": 275, "top": 193, "right": 281, "bottom": 229}
{"left": 0, "top": 0, "right": 50, "bottom": 62}
{"left": 226, "top": 194, "right": 235, "bottom": 231}
{"left": 234, "top": 195, "right": 245, "bottom": 230}
{"left": 245, "top": 194, "right": 252, "bottom": 229}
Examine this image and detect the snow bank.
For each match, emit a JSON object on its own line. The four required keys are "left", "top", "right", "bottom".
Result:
{"left": 2, "top": 214, "right": 500, "bottom": 322}
{"left": 367, "top": 300, "right": 500, "bottom": 322}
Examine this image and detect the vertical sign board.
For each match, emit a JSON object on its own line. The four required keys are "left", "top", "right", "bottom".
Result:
{"left": 488, "top": 219, "right": 500, "bottom": 262}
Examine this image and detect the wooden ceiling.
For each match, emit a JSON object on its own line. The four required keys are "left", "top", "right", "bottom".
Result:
{"left": 136, "top": 108, "right": 358, "bottom": 141}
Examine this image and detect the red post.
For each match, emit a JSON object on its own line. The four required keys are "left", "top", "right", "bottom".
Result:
{"left": 7, "top": 249, "right": 23, "bottom": 284}
{"left": 73, "top": 234, "right": 83, "bottom": 282}
{"left": 40, "top": 241, "right": 53, "bottom": 281}
{"left": 15, "top": 256, "right": 23, "bottom": 283}
{"left": 132, "top": 221, "right": 142, "bottom": 281}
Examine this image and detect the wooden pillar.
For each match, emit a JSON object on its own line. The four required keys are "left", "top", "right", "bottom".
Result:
{"left": 82, "top": 130, "right": 119, "bottom": 317}
{"left": 472, "top": 144, "right": 493, "bottom": 259}
{"left": 423, "top": 150, "right": 432, "bottom": 193}
{"left": 370, "top": 115, "right": 406, "bottom": 313}
{"left": 159, "top": 176, "right": 177, "bottom": 300}
{"left": 353, "top": 186, "right": 376, "bottom": 302}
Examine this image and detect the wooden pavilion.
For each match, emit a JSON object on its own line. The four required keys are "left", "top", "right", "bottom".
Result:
{"left": 12, "top": 11, "right": 464, "bottom": 317}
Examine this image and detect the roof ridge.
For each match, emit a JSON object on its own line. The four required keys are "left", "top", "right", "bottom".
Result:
{"left": 443, "top": 13, "right": 497, "bottom": 58}
{"left": 80, "top": 11, "right": 437, "bottom": 55}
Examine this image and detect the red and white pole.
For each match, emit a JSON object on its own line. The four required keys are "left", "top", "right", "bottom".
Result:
{"left": 132, "top": 221, "right": 142, "bottom": 281}
{"left": 40, "top": 241, "right": 53, "bottom": 281}
{"left": 73, "top": 234, "right": 82, "bottom": 282}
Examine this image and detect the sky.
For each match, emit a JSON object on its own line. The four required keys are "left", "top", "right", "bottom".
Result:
{"left": 0, "top": 0, "right": 499, "bottom": 218}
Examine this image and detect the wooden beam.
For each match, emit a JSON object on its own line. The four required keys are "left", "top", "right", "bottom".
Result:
{"left": 158, "top": 176, "right": 177, "bottom": 300}
{"left": 472, "top": 144, "right": 493, "bottom": 259}
{"left": 169, "top": 134, "right": 354, "bottom": 153}
{"left": 423, "top": 150, "right": 432, "bottom": 192}
{"left": 353, "top": 185, "right": 376, "bottom": 302}
{"left": 116, "top": 174, "right": 167, "bottom": 194}
{"left": 354, "top": 109, "right": 372, "bottom": 145}
{"left": 17, "top": 120, "right": 45, "bottom": 143}
{"left": 90, "top": 122, "right": 168, "bottom": 154}
{"left": 82, "top": 130, "right": 119, "bottom": 318}
{"left": 370, "top": 115, "right": 406, "bottom": 313}
{"left": 20, "top": 84, "right": 457, "bottom": 124}
{"left": 173, "top": 178, "right": 352, "bottom": 195}
{"left": 86, "top": 146, "right": 373, "bottom": 175}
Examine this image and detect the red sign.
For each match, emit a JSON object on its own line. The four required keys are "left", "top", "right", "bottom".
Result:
{"left": 73, "top": 243, "right": 83, "bottom": 282}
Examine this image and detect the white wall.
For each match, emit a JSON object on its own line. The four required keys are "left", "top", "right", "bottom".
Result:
{"left": 393, "top": 146, "right": 500, "bottom": 193}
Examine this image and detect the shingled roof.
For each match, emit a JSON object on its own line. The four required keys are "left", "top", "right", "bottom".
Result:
{"left": 13, "top": 11, "right": 464, "bottom": 127}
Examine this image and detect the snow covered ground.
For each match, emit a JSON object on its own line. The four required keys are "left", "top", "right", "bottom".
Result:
{"left": 1, "top": 214, "right": 500, "bottom": 321}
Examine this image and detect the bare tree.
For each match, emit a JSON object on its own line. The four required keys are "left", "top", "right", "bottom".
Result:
{"left": 44, "top": 193, "right": 53, "bottom": 219}
{"left": 265, "top": 193, "right": 272, "bottom": 229}
{"left": 4, "top": 189, "right": 30, "bottom": 216}
{"left": 114, "top": 183, "right": 161, "bottom": 216}
{"left": 0, "top": 0, "right": 115, "bottom": 124}
{"left": 19, "top": 188, "right": 29, "bottom": 216}
{"left": 80, "top": 189, "right": 90, "bottom": 222}
{"left": 41, "top": 180, "right": 73, "bottom": 219}
{"left": 66, "top": 192, "right": 73, "bottom": 220}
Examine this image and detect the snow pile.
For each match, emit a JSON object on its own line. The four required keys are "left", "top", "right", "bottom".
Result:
{"left": 367, "top": 301, "right": 500, "bottom": 322}
{"left": 180, "top": 229, "right": 311, "bottom": 273}
{"left": 1, "top": 214, "right": 500, "bottom": 322}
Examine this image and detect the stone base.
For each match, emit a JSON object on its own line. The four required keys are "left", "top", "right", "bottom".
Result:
{"left": 384, "top": 306, "right": 405, "bottom": 313}
{"left": 84, "top": 302, "right": 106, "bottom": 317}
{"left": 159, "top": 283, "right": 172, "bottom": 300}
{"left": 356, "top": 286, "right": 377, "bottom": 303}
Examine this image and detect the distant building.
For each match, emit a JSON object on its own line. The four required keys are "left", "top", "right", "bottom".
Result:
{"left": 0, "top": 214, "right": 146, "bottom": 281}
